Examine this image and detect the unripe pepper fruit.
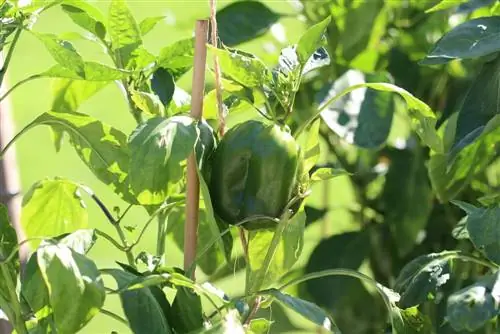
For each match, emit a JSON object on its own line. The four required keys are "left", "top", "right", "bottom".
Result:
{"left": 209, "top": 120, "right": 307, "bottom": 230}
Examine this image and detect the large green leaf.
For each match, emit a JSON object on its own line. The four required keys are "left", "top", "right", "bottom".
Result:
{"left": 36, "top": 242, "right": 105, "bottom": 333}
{"left": 171, "top": 287, "right": 203, "bottom": 333}
{"left": 6, "top": 112, "right": 134, "bottom": 203}
{"left": 167, "top": 171, "right": 232, "bottom": 276}
{"left": 157, "top": 38, "right": 195, "bottom": 80}
{"left": 422, "top": 17, "right": 500, "bottom": 65}
{"left": 61, "top": 0, "right": 106, "bottom": 40}
{"left": 452, "top": 55, "right": 500, "bottom": 152}
{"left": 57, "top": 229, "right": 96, "bottom": 255}
{"left": 208, "top": 46, "right": 271, "bottom": 89}
{"left": 108, "top": 0, "right": 142, "bottom": 68}
{"left": 453, "top": 201, "right": 500, "bottom": 264}
{"left": 296, "top": 16, "right": 331, "bottom": 66}
{"left": 215, "top": 1, "right": 281, "bottom": 46}
{"left": 303, "top": 231, "right": 370, "bottom": 309}
{"left": 319, "top": 70, "right": 395, "bottom": 149}
{"left": 260, "top": 289, "right": 340, "bottom": 333}
{"left": 447, "top": 270, "right": 500, "bottom": 332}
{"left": 0, "top": 205, "right": 18, "bottom": 306}
{"left": 128, "top": 115, "right": 198, "bottom": 205}
{"left": 394, "top": 251, "right": 455, "bottom": 308}
{"left": 51, "top": 79, "right": 109, "bottom": 114}
{"left": 102, "top": 269, "right": 172, "bottom": 334}
{"left": 382, "top": 147, "right": 433, "bottom": 256}
{"left": 33, "top": 32, "right": 85, "bottom": 76}
{"left": 21, "top": 178, "right": 88, "bottom": 242}
{"left": 246, "top": 208, "right": 306, "bottom": 294}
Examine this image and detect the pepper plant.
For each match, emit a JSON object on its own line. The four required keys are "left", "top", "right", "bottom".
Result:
{"left": 0, "top": 0, "right": 499, "bottom": 333}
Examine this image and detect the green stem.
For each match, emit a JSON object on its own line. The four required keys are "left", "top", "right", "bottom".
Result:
{"left": 0, "top": 75, "right": 41, "bottom": 104}
{"left": 114, "top": 224, "right": 135, "bottom": 268}
{"left": 0, "top": 264, "right": 27, "bottom": 334}
{"left": 95, "top": 229, "right": 126, "bottom": 251}
{"left": 0, "top": 28, "right": 22, "bottom": 84}
{"left": 100, "top": 308, "right": 128, "bottom": 326}
{"left": 156, "top": 213, "right": 167, "bottom": 258}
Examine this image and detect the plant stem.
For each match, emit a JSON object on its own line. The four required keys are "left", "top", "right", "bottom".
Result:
{"left": 0, "top": 264, "right": 27, "bottom": 334}
{"left": 100, "top": 308, "right": 128, "bottom": 326}
{"left": 0, "top": 28, "right": 21, "bottom": 85}
{"left": 156, "top": 211, "right": 167, "bottom": 258}
{"left": 95, "top": 229, "right": 126, "bottom": 251}
{"left": 114, "top": 224, "right": 135, "bottom": 267}
{"left": 243, "top": 296, "right": 262, "bottom": 325}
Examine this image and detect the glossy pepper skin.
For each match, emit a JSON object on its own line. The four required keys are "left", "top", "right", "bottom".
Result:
{"left": 209, "top": 120, "right": 306, "bottom": 230}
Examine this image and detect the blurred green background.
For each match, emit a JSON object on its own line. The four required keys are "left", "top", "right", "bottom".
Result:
{"left": 7, "top": 1, "right": 358, "bottom": 332}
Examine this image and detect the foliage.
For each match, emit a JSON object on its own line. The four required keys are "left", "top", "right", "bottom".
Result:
{"left": 0, "top": 0, "right": 499, "bottom": 333}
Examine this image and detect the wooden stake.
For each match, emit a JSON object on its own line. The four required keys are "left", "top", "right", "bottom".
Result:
{"left": 184, "top": 20, "right": 208, "bottom": 279}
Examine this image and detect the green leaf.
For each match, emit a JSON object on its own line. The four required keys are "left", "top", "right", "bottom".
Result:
{"left": 61, "top": 1, "right": 106, "bottom": 40}
{"left": 57, "top": 229, "right": 96, "bottom": 255}
{"left": 40, "top": 61, "right": 129, "bottom": 81}
{"left": 33, "top": 32, "right": 85, "bottom": 76}
{"left": 37, "top": 242, "right": 105, "bottom": 333}
{"left": 139, "top": 16, "right": 164, "bottom": 36}
{"left": 128, "top": 115, "right": 198, "bottom": 205}
{"left": 422, "top": 17, "right": 500, "bottom": 65}
{"left": 398, "top": 306, "right": 435, "bottom": 334}
{"left": 319, "top": 70, "right": 395, "bottom": 149}
{"left": 447, "top": 270, "right": 500, "bottom": 332}
{"left": 311, "top": 167, "right": 349, "bottom": 183}
{"left": 150, "top": 67, "right": 175, "bottom": 107}
{"left": 453, "top": 201, "right": 500, "bottom": 264}
{"left": 0, "top": 204, "right": 17, "bottom": 258}
{"left": 302, "top": 47, "right": 331, "bottom": 76}
{"left": 131, "top": 90, "right": 165, "bottom": 116}
{"left": 171, "top": 287, "right": 203, "bottom": 333}
{"left": 320, "top": 80, "right": 442, "bottom": 152}
{"left": 260, "top": 289, "right": 340, "bottom": 333}
{"left": 382, "top": 148, "right": 433, "bottom": 256}
{"left": 452, "top": 56, "right": 500, "bottom": 152}
{"left": 157, "top": 38, "right": 195, "bottom": 80}
{"left": 394, "top": 251, "right": 456, "bottom": 308}
{"left": 297, "top": 118, "right": 320, "bottom": 174}
{"left": 425, "top": 0, "right": 469, "bottom": 12}
{"left": 296, "top": 16, "right": 331, "bottom": 65}
{"left": 102, "top": 269, "right": 173, "bottom": 334}
{"left": 208, "top": 46, "right": 271, "bottom": 88}
{"left": 7, "top": 112, "right": 134, "bottom": 203}
{"left": 452, "top": 216, "right": 469, "bottom": 240}
{"left": 21, "top": 178, "right": 88, "bottom": 243}
{"left": 303, "top": 231, "right": 370, "bottom": 309}
{"left": 248, "top": 318, "right": 273, "bottom": 334}
{"left": 246, "top": 208, "right": 306, "bottom": 293}
{"left": 216, "top": 1, "right": 281, "bottom": 46}
{"left": 108, "top": 0, "right": 142, "bottom": 68}
{"left": 428, "top": 118, "right": 500, "bottom": 202}
{"left": 51, "top": 78, "right": 109, "bottom": 113}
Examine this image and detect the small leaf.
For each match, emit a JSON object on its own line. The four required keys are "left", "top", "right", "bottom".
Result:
{"left": 425, "top": 0, "right": 469, "bottom": 12}
{"left": 102, "top": 269, "right": 173, "bottom": 334}
{"left": 21, "top": 178, "right": 88, "bottom": 243}
{"left": 248, "top": 318, "right": 273, "bottom": 334}
{"left": 108, "top": 0, "right": 142, "bottom": 67}
{"left": 150, "top": 67, "right": 175, "bottom": 107}
{"left": 37, "top": 242, "right": 105, "bottom": 333}
{"left": 247, "top": 208, "right": 306, "bottom": 293}
{"left": 453, "top": 201, "right": 500, "bottom": 264}
{"left": 296, "top": 16, "right": 331, "bottom": 65}
{"left": 452, "top": 216, "right": 469, "bottom": 240}
{"left": 61, "top": 1, "right": 106, "bottom": 40}
{"left": 128, "top": 116, "right": 198, "bottom": 205}
{"left": 131, "top": 90, "right": 165, "bottom": 116}
{"left": 422, "top": 17, "right": 500, "bottom": 64}
{"left": 139, "top": 16, "right": 164, "bottom": 36}
{"left": 447, "top": 270, "right": 500, "bottom": 332}
{"left": 33, "top": 32, "right": 85, "bottom": 76}
{"left": 10, "top": 112, "right": 134, "bottom": 203}
{"left": 216, "top": 1, "right": 281, "bottom": 46}
{"left": 394, "top": 251, "right": 456, "bottom": 308}
{"left": 208, "top": 46, "right": 271, "bottom": 88}
{"left": 157, "top": 38, "right": 195, "bottom": 80}
{"left": 171, "top": 287, "right": 203, "bottom": 333}
{"left": 311, "top": 167, "right": 349, "bottom": 183}
{"left": 382, "top": 147, "right": 433, "bottom": 256}
{"left": 0, "top": 204, "right": 17, "bottom": 258}
{"left": 260, "top": 289, "right": 340, "bottom": 333}
{"left": 319, "top": 70, "right": 395, "bottom": 149}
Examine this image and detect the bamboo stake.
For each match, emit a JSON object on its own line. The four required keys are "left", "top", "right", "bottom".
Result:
{"left": 184, "top": 20, "right": 208, "bottom": 279}
{"left": 0, "top": 53, "right": 25, "bottom": 334}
